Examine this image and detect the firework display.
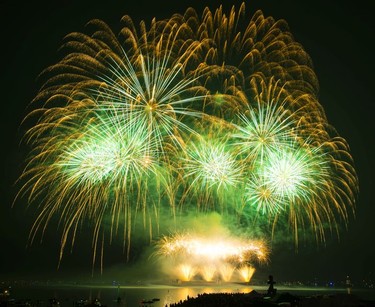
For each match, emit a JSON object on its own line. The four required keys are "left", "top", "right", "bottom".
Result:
{"left": 17, "top": 3, "right": 358, "bottom": 270}
{"left": 156, "top": 233, "right": 266, "bottom": 282}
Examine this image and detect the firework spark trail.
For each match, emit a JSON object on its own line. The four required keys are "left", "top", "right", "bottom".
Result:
{"left": 16, "top": 2, "right": 358, "bottom": 269}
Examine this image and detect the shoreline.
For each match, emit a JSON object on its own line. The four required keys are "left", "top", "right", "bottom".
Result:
{"left": 2, "top": 282, "right": 374, "bottom": 306}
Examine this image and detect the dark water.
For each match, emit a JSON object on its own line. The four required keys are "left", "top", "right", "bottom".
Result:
{"left": 6, "top": 283, "right": 375, "bottom": 306}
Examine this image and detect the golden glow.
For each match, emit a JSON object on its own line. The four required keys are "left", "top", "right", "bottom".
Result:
{"left": 238, "top": 265, "right": 255, "bottom": 283}
{"left": 156, "top": 233, "right": 267, "bottom": 282}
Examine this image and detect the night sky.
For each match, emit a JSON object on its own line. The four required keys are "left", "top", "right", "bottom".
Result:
{"left": 1, "top": 0, "right": 374, "bottom": 283}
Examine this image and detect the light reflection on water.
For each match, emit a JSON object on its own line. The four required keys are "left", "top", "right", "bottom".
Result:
{"left": 7, "top": 284, "right": 375, "bottom": 306}
{"left": 7, "top": 284, "right": 255, "bottom": 307}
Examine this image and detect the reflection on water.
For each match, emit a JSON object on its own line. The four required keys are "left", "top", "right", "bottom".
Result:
{"left": 6, "top": 284, "right": 254, "bottom": 307}
{"left": 161, "top": 285, "right": 253, "bottom": 306}
{"left": 6, "top": 283, "right": 375, "bottom": 307}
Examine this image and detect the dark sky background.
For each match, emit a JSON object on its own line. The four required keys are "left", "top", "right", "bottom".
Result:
{"left": 1, "top": 0, "right": 374, "bottom": 284}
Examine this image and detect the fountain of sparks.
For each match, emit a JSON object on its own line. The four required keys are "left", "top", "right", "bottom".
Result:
{"left": 156, "top": 233, "right": 268, "bottom": 283}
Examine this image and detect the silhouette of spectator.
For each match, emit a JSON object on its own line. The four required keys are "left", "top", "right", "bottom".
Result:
{"left": 267, "top": 275, "right": 276, "bottom": 296}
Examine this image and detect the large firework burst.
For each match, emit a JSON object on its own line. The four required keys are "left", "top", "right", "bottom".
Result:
{"left": 16, "top": 3, "right": 358, "bottom": 269}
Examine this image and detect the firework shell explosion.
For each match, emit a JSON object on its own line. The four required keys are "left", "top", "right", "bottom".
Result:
{"left": 16, "top": 3, "right": 358, "bottom": 269}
